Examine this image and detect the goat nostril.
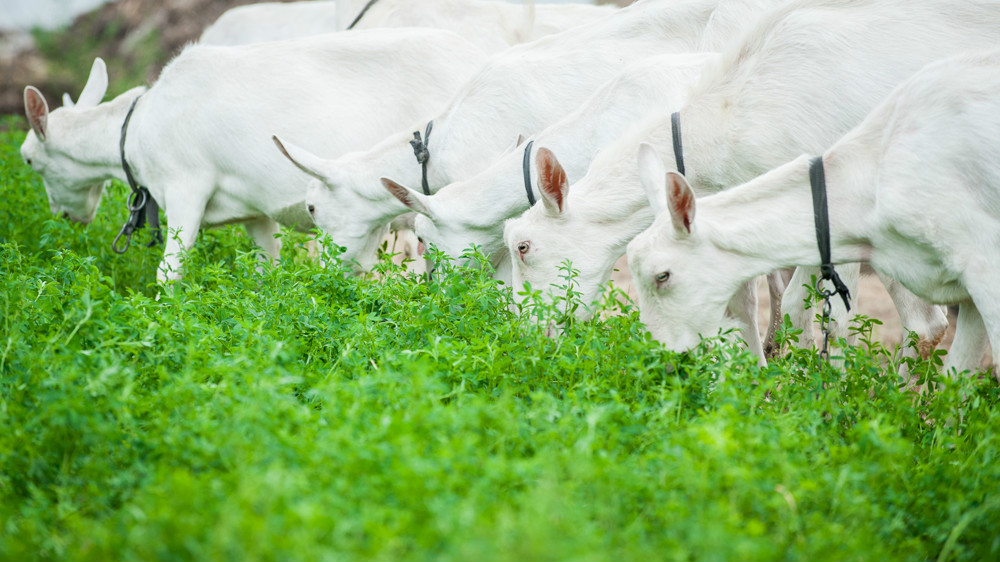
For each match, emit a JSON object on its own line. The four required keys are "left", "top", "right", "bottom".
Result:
{"left": 307, "top": 204, "right": 316, "bottom": 215}
{"left": 60, "top": 211, "right": 70, "bottom": 220}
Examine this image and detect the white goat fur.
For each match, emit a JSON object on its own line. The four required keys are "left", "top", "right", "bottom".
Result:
{"left": 345, "top": 0, "right": 618, "bottom": 53}
{"left": 385, "top": 53, "right": 716, "bottom": 279}
{"left": 199, "top": 2, "right": 340, "bottom": 46}
{"left": 366, "top": 0, "right": 787, "bottom": 329}
{"left": 201, "top": 0, "right": 615, "bottom": 54}
{"left": 275, "top": 0, "right": 727, "bottom": 273}
{"left": 504, "top": 0, "right": 1000, "bottom": 366}
{"left": 628, "top": 49, "right": 1000, "bottom": 379}
{"left": 20, "top": 29, "right": 488, "bottom": 282}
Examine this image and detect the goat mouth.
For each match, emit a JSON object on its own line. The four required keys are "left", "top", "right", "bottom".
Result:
{"left": 59, "top": 211, "right": 93, "bottom": 225}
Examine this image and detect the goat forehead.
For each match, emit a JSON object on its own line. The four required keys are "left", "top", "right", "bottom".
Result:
{"left": 507, "top": 204, "right": 555, "bottom": 229}
{"left": 312, "top": 186, "right": 349, "bottom": 207}
{"left": 626, "top": 249, "right": 652, "bottom": 276}
{"left": 321, "top": 193, "right": 370, "bottom": 222}
{"left": 513, "top": 213, "right": 577, "bottom": 242}
{"left": 627, "top": 231, "right": 654, "bottom": 253}
{"left": 332, "top": 195, "right": 364, "bottom": 215}
{"left": 633, "top": 237, "right": 672, "bottom": 267}
{"left": 304, "top": 179, "right": 328, "bottom": 196}
{"left": 503, "top": 223, "right": 530, "bottom": 245}
{"left": 20, "top": 133, "right": 42, "bottom": 157}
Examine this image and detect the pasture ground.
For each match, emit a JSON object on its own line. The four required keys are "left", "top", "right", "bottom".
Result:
{"left": 2, "top": 115, "right": 999, "bottom": 561}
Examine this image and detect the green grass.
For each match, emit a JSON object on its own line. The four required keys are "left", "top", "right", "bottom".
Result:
{"left": 2, "top": 114, "right": 999, "bottom": 561}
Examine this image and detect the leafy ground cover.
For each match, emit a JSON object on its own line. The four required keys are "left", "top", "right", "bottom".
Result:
{"left": 1, "top": 115, "right": 998, "bottom": 561}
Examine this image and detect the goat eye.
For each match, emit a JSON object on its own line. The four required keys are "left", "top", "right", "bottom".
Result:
{"left": 517, "top": 241, "right": 530, "bottom": 255}
{"left": 654, "top": 271, "right": 671, "bottom": 285}
{"left": 307, "top": 204, "right": 316, "bottom": 215}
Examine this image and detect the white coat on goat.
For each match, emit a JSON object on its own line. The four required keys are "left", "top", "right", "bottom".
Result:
{"left": 503, "top": 0, "right": 1000, "bottom": 366}
{"left": 381, "top": 53, "right": 716, "bottom": 280}
{"left": 202, "top": 0, "right": 615, "bottom": 54}
{"left": 273, "top": 0, "right": 730, "bottom": 273}
{"left": 343, "top": 0, "right": 618, "bottom": 53}
{"left": 627, "top": 49, "right": 1000, "bottom": 379}
{"left": 199, "top": 1, "right": 339, "bottom": 46}
{"left": 21, "top": 29, "right": 488, "bottom": 282}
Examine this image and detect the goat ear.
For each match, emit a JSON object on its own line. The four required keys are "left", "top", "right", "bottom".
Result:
{"left": 24, "top": 86, "right": 49, "bottom": 141}
{"left": 76, "top": 58, "right": 108, "bottom": 107}
{"left": 272, "top": 135, "right": 345, "bottom": 186}
{"left": 381, "top": 178, "right": 434, "bottom": 219}
{"left": 62, "top": 93, "right": 75, "bottom": 108}
{"left": 501, "top": 133, "right": 527, "bottom": 156}
{"left": 666, "top": 171, "right": 696, "bottom": 236}
{"left": 536, "top": 147, "right": 569, "bottom": 216}
{"left": 637, "top": 142, "right": 667, "bottom": 217}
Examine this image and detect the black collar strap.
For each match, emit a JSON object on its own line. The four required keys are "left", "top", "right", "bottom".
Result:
{"left": 809, "top": 155, "right": 851, "bottom": 312}
{"left": 522, "top": 140, "right": 536, "bottom": 206}
{"left": 409, "top": 120, "right": 434, "bottom": 196}
{"left": 346, "top": 0, "right": 380, "bottom": 30}
{"left": 671, "top": 111, "right": 686, "bottom": 176}
{"left": 113, "top": 94, "right": 162, "bottom": 254}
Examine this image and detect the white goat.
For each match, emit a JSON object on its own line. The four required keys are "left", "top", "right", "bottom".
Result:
{"left": 21, "top": 29, "right": 488, "bottom": 282}
{"left": 201, "top": 0, "right": 615, "bottom": 53}
{"left": 374, "top": 0, "right": 789, "bottom": 321}
{"left": 381, "top": 53, "right": 716, "bottom": 280}
{"left": 344, "top": 0, "right": 617, "bottom": 51}
{"left": 627, "top": 48, "right": 1000, "bottom": 380}
{"left": 273, "top": 0, "right": 726, "bottom": 273}
{"left": 200, "top": 2, "right": 340, "bottom": 46}
{"left": 503, "top": 0, "right": 1000, "bottom": 366}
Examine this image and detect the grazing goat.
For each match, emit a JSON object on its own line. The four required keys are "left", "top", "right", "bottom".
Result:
{"left": 274, "top": 0, "right": 732, "bottom": 273}
{"left": 21, "top": 30, "right": 487, "bottom": 282}
{"left": 628, "top": 49, "right": 1000, "bottom": 380}
{"left": 382, "top": 53, "right": 715, "bottom": 281}
{"left": 503, "top": 0, "right": 1000, "bottom": 366}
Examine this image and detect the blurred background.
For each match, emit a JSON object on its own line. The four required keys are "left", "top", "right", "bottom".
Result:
{"left": 0, "top": 0, "right": 633, "bottom": 116}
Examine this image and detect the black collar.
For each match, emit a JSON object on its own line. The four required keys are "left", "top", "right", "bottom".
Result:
{"left": 809, "top": 155, "right": 851, "bottom": 312}
{"left": 671, "top": 111, "right": 685, "bottom": 176}
{"left": 119, "top": 96, "right": 144, "bottom": 195}
{"left": 346, "top": 0, "right": 380, "bottom": 30}
{"left": 113, "top": 94, "right": 162, "bottom": 254}
{"left": 409, "top": 120, "right": 434, "bottom": 196}
{"left": 522, "top": 140, "right": 536, "bottom": 206}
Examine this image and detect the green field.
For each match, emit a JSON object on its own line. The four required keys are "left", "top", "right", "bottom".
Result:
{"left": 2, "top": 115, "right": 998, "bottom": 561}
